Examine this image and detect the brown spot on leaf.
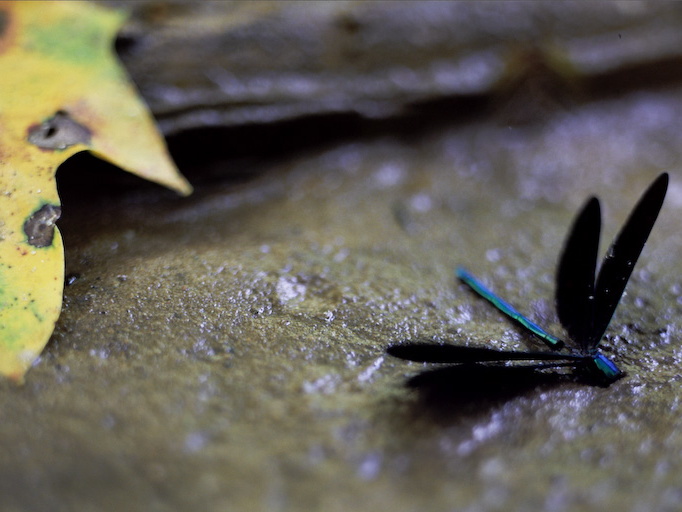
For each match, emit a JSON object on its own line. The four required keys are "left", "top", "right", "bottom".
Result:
{"left": 0, "top": 9, "right": 7, "bottom": 40}
{"left": 27, "top": 110, "right": 91, "bottom": 150}
{"left": 0, "top": 6, "right": 14, "bottom": 55}
{"left": 23, "top": 204, "right": 61, "bottom": 248}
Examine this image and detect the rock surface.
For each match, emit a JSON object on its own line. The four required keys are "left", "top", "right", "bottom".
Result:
{"left": 111, "top": 1, "right": 682, "bottom": 133}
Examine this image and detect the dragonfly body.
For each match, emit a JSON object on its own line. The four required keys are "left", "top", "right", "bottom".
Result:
{"left": 388, "top": 173, "right": 669, "bottom": 386}
{"left": 455, "top": 267, "right": 622, "bottom": 382}
{"left": 456, "top": 267, "right": 563, "bottom": 350}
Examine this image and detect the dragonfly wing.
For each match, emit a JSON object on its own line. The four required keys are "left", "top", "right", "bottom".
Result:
{"left": 386, "top": 343, "right": 584, "bottom": 363}
{"left": 590, "top": 172, "right": 668, "bottom": 348}
{"left": 555, "top": 197, "right": 601, "bottom": 351}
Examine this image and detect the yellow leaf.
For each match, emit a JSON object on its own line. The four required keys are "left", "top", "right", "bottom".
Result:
{"left": 0, "top": 1, "right": 192, "bottom": 382}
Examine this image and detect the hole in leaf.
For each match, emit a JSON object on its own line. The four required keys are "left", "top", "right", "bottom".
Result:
{"left": 23, "top": 204, "right": 62, "bottom": 248}
{"left": 27, "top": 111, "right": 91, "bottom": 150}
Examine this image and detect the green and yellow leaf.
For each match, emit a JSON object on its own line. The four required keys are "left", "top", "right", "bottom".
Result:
{"left": 0, "top": 1, "right": 191, "bottom": 382}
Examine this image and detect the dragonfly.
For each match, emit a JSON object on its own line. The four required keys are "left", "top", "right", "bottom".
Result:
{"left": 388, "top": 173, "right": 669, "bottom": 386}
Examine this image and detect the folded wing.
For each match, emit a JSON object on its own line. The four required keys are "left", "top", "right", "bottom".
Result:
{"left": 590, "top": 172, "right": 668, "bottom": 348}
{"left": 555, "top": 197, "right": 601, "bottom": 351}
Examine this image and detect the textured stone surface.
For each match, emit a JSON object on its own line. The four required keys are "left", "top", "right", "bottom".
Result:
{"left": 107, "top": 1, "right": 682, "bottom": 133}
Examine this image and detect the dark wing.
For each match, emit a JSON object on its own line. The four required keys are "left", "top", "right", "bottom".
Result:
{"left": 386, "top": 343, "right": 586, "bottom": 363}
{"left": 589, "top": 172, "right": 669, "bottom": 348}
{"left": 555, "top": 197, "right": 601, "bottom": 350}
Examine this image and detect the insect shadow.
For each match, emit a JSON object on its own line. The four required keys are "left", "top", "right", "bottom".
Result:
{"left": 388, "top": 173, "right": 669, "bottom": 399}
{"left": 389, "top": 344, "right": 575, "bottom": 420}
